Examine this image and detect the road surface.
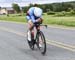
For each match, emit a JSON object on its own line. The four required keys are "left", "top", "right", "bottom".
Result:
{"left": 0, "top": 21, "right": 75, "bottom": 60}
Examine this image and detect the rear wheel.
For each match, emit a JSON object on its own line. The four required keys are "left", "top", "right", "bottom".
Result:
{"left": 36, "top": 31, "right": 46, "bottom": 55}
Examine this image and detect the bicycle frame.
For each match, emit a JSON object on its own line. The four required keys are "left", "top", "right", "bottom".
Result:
{"left": 33, "top": 24, "right": 47, "bottom": 40}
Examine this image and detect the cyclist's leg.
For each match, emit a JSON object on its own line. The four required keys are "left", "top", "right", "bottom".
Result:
{"left": 27, "top": 20, "right": 34, "bottom": 42}
{"left": 26, "top": 15, "right": 33, "bottom": 41}
{"left": 35, "top": 17, "right": 43, "bottom": 30}
{"left": 28, "top": 20, "right": 36, "bottom": 46}
{"left": 35, "top": 18, "right": 43, "bottom": 48}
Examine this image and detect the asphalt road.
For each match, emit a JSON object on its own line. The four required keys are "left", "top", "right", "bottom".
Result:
{"left": 0, "top": 21, "right": 75, "bottom": 60}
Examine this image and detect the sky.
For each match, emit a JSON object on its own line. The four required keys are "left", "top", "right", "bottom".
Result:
{"left": 0, "top": 0, "right": 75, "bottom": 7}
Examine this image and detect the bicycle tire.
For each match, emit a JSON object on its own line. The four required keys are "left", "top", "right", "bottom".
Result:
{"left": 36, "top": 31, "right": 46, "bottom": 55}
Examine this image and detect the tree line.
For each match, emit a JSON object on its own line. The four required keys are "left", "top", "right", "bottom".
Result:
{"left": 12, "top": 1, "right": 75, "bottom": 13}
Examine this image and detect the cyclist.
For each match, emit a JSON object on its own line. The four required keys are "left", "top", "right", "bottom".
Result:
{"left": 26, "top": 4, "right": 43, "bottom": 46}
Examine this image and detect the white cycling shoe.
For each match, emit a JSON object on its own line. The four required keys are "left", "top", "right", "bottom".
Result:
{"left": 39, "top": 43, "right": 42, "bottom": 48}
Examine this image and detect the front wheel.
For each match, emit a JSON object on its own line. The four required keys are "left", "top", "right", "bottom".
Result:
{"left": 36, "top": 31, "right": 46, "bottom": 55}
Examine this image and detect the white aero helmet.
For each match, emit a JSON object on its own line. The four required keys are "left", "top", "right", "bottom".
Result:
{"left": 34, "top": 7, "right": 43, "bottom": 17}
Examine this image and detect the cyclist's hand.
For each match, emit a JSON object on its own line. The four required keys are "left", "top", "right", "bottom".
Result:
{"left": 36, "top": 18, "right": 43, "bottom": 23}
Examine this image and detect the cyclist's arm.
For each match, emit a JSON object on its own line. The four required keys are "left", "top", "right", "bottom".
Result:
{"left": 26, "top": 14, "right": 36, "bottom": 23}
{"left": 30, "top": 15, "right": 36, "bottom": 23}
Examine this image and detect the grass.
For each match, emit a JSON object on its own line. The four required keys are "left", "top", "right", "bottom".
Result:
{"left": 0, "top": 14, "right": 26, "bottom": 22}
{"left": 0, "top": 14, "right": 75, "bottom": 27}
{"left": 43, "top": 15, "right": 75, "bottom": 27}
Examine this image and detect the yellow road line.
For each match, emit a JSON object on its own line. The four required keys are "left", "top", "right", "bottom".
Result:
{"left": 47, "top": 40, "right": 75, "bottom": 49}
{"left": 47, "top": 41, "right": 75, "bottom": 52}
{"left": 0, "top": 26, "right": 75, "bottom": 52}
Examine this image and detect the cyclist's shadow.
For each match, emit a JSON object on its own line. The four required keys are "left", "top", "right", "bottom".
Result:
{"left": 18, "top": 47, "right": 47, "bottom": 56}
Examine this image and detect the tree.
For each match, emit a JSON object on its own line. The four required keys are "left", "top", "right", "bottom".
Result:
{"left": 12, "top": 3, "right": 20, "bottom": 13}
{"left": 22, "top": 1, "right": 75, "bottom": 13}
{"left": 22, "top": 6, "right": 29, "bottom": 13}
{"left": 29, "top": 3, "right": 34, "bottom": 7}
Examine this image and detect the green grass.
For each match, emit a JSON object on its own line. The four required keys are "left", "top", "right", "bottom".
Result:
{"left": 43, "top": 15, "right": 75, "bottom": 27}
{"left": 0, "top": 14, "right": 75, "bottom": 27}
{"left": 0, "top": 14, "right": 26, "bottom": 22}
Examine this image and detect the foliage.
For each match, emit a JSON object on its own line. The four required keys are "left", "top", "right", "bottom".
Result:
{"left": 22, "top": 7, "right": 29, "bottom": 13}
{"left": 54, "top": 11, "right": 66, "bottom": 16}
{"left": 12, "top": 3, "right": 20, "bottom": 13}
{"left": 47, "top": 11, "right": 55, "bottom": 15}
{"left": 70, "top": 9, "right": 75, "bottom": 15}
{"left": 0, "top": 14, "right": 75, "bottom": 27}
